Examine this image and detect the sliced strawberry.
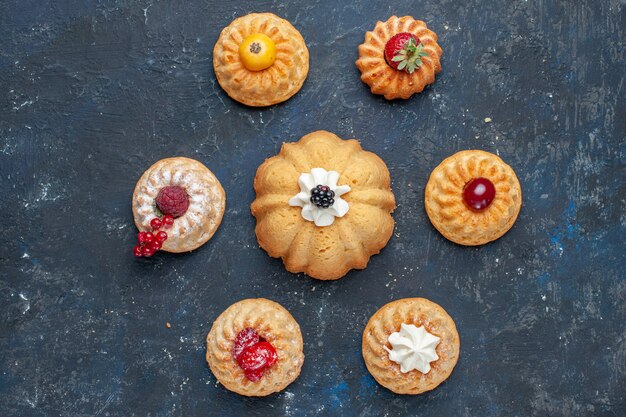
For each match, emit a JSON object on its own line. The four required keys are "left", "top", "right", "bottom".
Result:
{"left": 244, "top": 369, "right": 265, "bottom": 382}
{"left": 231, "top": 328, "right": 260, "bottom": 360}
{"left": 237, "top": 342, "right": 277, "bottom": 376}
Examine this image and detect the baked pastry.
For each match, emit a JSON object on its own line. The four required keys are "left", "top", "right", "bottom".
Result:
{"left": 356, "top": 16, "right": 442, "bottom": 100}
{"left": 132, "top": 157, "right": 225, "bottom": 254}
{"left": 251, "top": 130, "right": 396, "bottom": 280}
{"left": 213, "top": 13, "right": 309, "bottom": 107}
{"left": 206, "top": 298, "right": 304, "bottom": 396}
{"left": 362, "top": 298, "right": 460, "bottom": 395}
{"left": 425, "top": 150, "right": 522, "bottom": 246}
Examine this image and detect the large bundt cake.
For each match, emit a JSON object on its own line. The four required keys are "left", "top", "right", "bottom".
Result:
{"left": 251, "top": 131, "right": 396, "bottom": 280}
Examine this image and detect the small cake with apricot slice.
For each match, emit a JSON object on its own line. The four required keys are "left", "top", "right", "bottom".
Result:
{"left": 213, "top": 13, "right": 309, "bottom": 107}
{"left": 356, "top": 16, "right": 442, "bottom": 100}
{"left": 251, "top": 130, "right": 396, "bottom": 280}
{"left": 206, "top": 298, "right": 304, "bottom": 396}
{"left": 362, "top": 298, "right": 460, "bottom": 395}
{"left": 132, "top": 157, "right": 225, "bottom": 255}
{"left": 424, "top": 150, "right": 522, "bottom": 246}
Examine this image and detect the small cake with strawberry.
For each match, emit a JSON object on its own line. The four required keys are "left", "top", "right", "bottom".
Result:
{"left": 132, "top": 157, "right": 225, "bottom": 255}
{"left": 356, "top": 16, "right": 443, "bottom": 100}
{"left": 213, "top": 13, "right": 309, "bottom": 107}
{"left": 424, "top": 150, "right": 522, "bottom": 246}
{"left": 206, "top": 298, "right": 304, "bottom": 396}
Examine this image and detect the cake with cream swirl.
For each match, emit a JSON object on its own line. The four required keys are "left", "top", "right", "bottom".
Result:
{"left": 362, "top": 298, "right": 460, "bottom": 395}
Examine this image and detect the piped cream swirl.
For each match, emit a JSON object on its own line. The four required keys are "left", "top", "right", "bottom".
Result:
{"left": 384, "top": 323, "right": 440, "bottom": 374}
{"left": 288, "top": 168, "right": 350, "bottom": 227}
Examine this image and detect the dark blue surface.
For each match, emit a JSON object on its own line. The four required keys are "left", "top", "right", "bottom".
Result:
{"left": 1, "top": 1, "right": 625, "bottom": 416}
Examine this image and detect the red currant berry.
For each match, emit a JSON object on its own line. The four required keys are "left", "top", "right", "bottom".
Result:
{"left": 463, "top": 177, "right": 496, "bottom": 211}
{"left": 237, "top": 341, "right": 277, "bottom": 374}
{"left": 133, "top": 245, "right": 143, "bottom": 257}
{"left": 232, "top": 328, "right": 260, "bottom": 360}
{"left": 155, "top": 231, "right": 168, "bottom": 243}
{"left": 149, "top": 240, "right": 162, "bottom": 251}
{"left": 150, "top": 217, "right": 162, "bottom": 230}
{"left": 137, "top": 232, "right": 148, "bottom": 244}
{"left": 141, "top": 246, "right": 155, "bottom": 257}
{"left": 143, "top": 232, "right": 155, "bottom": 243}
{"left": 163, "top": 215, "right": 174, "bottom": 228}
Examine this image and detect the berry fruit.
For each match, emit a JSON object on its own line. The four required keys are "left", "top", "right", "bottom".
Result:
{"left": 132, "top": 217, "right": 169, "bottom": 258}
{"left": 244, "top": 369, "right": 265, "bottom": 382}
{"left": 384, "top": 33, "right": 429, "bottom": 73}
{"left": 141, "top": 246, "right": 155, "bottom": 257}
{"left": 163, "top": 214, "right": 175, "bottom": 228}
{"left": 144, "top": 232, "right": 155, "bottom": 243}
{"left": 239, "top": 33, "right": 277, "bottom": 71}
{"left": 137, "top": 232, "right": 149, "bottom": 244}
{"left": 463, "top": 177, "right": 496, "bottom": 211}
{"left": 310, "top": 185, "right": 335, "bottom": 209}
{"left": 237, "top": 342, "right": 277, "bottom": 375}
{"left": 155, "top": 231, "right": 168, "bottom": 243}
{"left": 150, "top": 217, "right": 162, "bottom": 230}
{"left": 232, "top": 328, "right": 261, "bottom": 360}
{"left": 156, "top": 186, "right": 189, "bottom": 218}
{"left": 231, "top": 328, "right": 277, "bottom": 382}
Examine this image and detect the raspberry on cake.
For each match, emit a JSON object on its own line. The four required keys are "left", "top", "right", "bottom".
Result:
{"left": 155, "top": 186, "right": 190, "bottom": 218}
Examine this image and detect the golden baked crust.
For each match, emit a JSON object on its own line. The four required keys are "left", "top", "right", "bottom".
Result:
{"left": 206, "top": 298, "right": 304, "bottom": 396}
{"left": 425, "top": 150, "right": 522, "bottom": 246}
{"left": 213, "top": 13, "right": 309, "bottom": 107}
{"left": 132, "top": 157, "right": 226, "bottom": 253}
{"left": 356, "top": 16, "right": 442, "bottom": 100}
{"left": 251, "top": 130, "right": 396, "bottom": 280}
{"left": 362, "top": 298, "right": 460, "bottom": 395}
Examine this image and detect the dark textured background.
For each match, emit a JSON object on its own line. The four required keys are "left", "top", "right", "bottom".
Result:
{"left": 1, "top": 0, "right": 625, "bottom": 416}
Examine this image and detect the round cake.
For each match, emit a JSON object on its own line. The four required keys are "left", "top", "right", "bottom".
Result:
{"left": 213, "top": 13, "right": 309, "bottom": 107}
{"left": 206, "top": 298, "right": 304, "bottom": 396}
{"left": 425, "top": 150, "right": 522, "bottom": 246}
{"left": 251, "top": 130, "right": 396, "bottom": 280}
{"left": 362, "top": 298, "right": 460, "bottom": 395}
{"left": 356, "top": 15, "right": 443, "bottom": 100}
{"left": 132, "top": 157, "right": 225, "bottom": 253}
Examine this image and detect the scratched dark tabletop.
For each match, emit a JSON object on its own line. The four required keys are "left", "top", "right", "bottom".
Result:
{"left": 1, "top": 0, "right": 625, "bottom": 416}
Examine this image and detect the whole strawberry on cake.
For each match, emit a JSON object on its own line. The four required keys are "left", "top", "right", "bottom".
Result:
{"left": 356, "top": 16, "right": 443, "bottom": 100}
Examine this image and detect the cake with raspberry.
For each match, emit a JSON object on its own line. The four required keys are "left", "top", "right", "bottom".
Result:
{"left": 132, "top": 157, "right": 226, "bottom": 255}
